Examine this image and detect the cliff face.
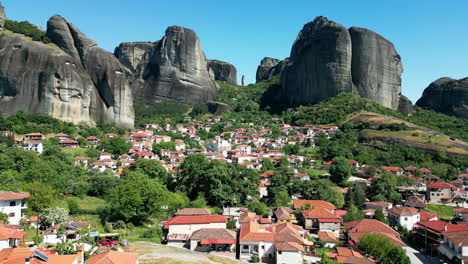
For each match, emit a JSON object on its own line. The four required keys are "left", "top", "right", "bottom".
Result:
{"left": 207, "top": 60, "right": 237, "bottom": 85}
{"left": 115, "top": 26, "right": 218, "bottom": 104}
{"left": 272, "top": 17, "right": 406, "bottom": 111}
{"left": 416, "top": 77, "right": 468, "bottom": 119}
{"left": 0, "top": 12, "right": 135, "bottom": 128}
{"left": 256, "top": 57, "right": 288, "bottom": 83}
{"left": 281, "top": 17, "right": 353, "bottom": 106}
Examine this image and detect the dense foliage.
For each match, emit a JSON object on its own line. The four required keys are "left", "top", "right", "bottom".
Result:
{"left": 358, "top": 234, "right": 411, "bottom": 264}
{"left": 5, "top": 20, "right": 51, "bottom": 43}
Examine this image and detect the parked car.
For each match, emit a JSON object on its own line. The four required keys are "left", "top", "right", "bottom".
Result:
{"left": 98, "top": 239, "right": 117, "bottom": 246}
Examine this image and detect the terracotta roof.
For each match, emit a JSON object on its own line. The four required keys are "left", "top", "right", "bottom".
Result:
{"left": 0, "top": 248, "right": 79, "bottom": 264}
{"left": 239, "top": 221, "right": 275, "bottom": 242}
{"left": 388, "top": 206, "right": 419, "bottom": 216}
{"left": 444, "top": 230, "right": 468, "bottom": 246}
{"left": 190, "top": 228, "right": 236, "bottom": 240}
{"left": 404, "top": 196, "right": 426, "bottom": 208}
{"left": 0, "top": 228, "right": 20, "bottom": 240}
{"left": 302, "top": 207, "right": 339, "bottom": 219}
{"left": 344, "top": 219, "right": 399, "bottom": 237}
{"left": 273, "top": 223, "right": 305, "bottom": 245}
{"left": 293, "top": 200, "right": 336, "bottom": 210}
{"left": 419, "top": 211, "right": 438, "bottom": 221}
{"left": 428, "top": 182, "right": 456, "bottom": 189}
{"left": 86, "top": 251, "right": 139, "bottom": 264}
{"left": 318, "top": 231, "right": 338, "bottom": 242}
{"left": 274, "top": 207, "right": 293, "bottom": 221}
{"left": 165, "top": 215, "right": 227, "bottom": 225}
{"left": 415, "top": 220, "right": 468, "bottom": 234}
{"left": 240, "top": 211, "right": 257, "bottom": 223}
{"left": 0, "top": 191, "right": 29, "bottom": 201}
{"left": 175, "top": 208, "right": 211, "bottom": 216}
{"left": 275, "top": 242, "right": 305, "bottom": 252}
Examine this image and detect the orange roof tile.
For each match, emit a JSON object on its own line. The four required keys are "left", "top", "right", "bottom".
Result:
{"left": 0, "top": 192, "right": 29, "bottom": 201}
{"left": 86, "top": 251, "right": 139, "bottom": 264}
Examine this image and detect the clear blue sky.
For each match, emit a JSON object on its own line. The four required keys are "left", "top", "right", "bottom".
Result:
{"left": 4, "top": 0, "right": 468, "bottom": 102}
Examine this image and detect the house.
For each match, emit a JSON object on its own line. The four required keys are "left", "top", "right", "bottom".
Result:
{"left": 427, "top": 182, "right": 456, "bottom": 203}
{"left": 0, "top": 228, "right": 26, "bottom": 250}
{"left": 86, "top": 136, "right": 99, "bottom": 145}
{"left": 274, "top": 223, "right": 310, "bottom": 264}
{"left": 239, "top": 221, "right": 276, "bottom": 261}
{"left": 189, "top": 228, "right": 236, "bottom": 252}
{"left": 207, "top": 137, "right": 231, "bottom": 157}
{"left": 317, "top": 232, "right": 338, "bottom": 248}
{"left": 275, "top": 242, "right": 305, "bottom": 264}
{"left": 59, "top": 140, "right": 79, "bottom": 148}
{"left": 458, "top": 173, "right": 468, "bottom": 186}
{"left": 438, "top": 230, "right": 468, "bottom": 264}
{"left": 164, "top": 215, "right": 227, "bottom": 248}
{"left": 364, "top": 201, "right": 393, "bottom": 211}
{"left": 344, "top": 219, "right": 405, "bottom": 247}
{"left": 301, "top": 208, "right": 341, "bottom": 237}
{"left": 87, "top": 251, "right": 139, "bottom": 264}
{"left": 23, "top": 133, "right": 44, "bottom": 141}
{"left": 454, "top": 208, "right": 468, "bottom": 222}
{"left": 175, "top": 208, "right": 211, "bottom": 216}
{"left": 293, "top": 200, "right": 336, "bottom": 211}
{"left": 383, "top": 166, "right": 404, "bottom": 176}
{"left": 99, "top": 152, "right": 112, "bottom": 160}
{"left": 0, "top": 191, "right": 29, "bottom": 225}
{"left": 414, "top": 220, "right": 468, "bottom": 255}
{"left": 404, "top": 195, "right": 426, "bottom": 210}
{"left": 273, "top": 207, "right": 294, "bottom": 223}
{"left": 174, "top": 139, "right": 186, "bottom": 151}
{"left": 0, "top": 247, "right": 83, "bottom": 264}
{"left": 43, "top": 221, "right": 91, "bottom": 244}
{"left": 419, "top": 211, "right": 438, "bottom": 221}
{"left": 21, "top": 141, "right": 44, "bottom": 154}
{"left": 387, "top": 206, "right": 420, "bottom": 230}
{"left": 74, "top": 156, "right": 88, "bottom": 166}
{"left": 334, "top": 247, "right": 374, "bottom": 264}
{"left": 55, "top": 133, "right": 69, "bottom": 141}
{"left": 223, "top": 207, "right": 247, "bottom": 228}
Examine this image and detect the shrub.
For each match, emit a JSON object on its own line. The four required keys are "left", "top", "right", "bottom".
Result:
{"left": 5, "top": 20, "right": 51, "bottom": 43}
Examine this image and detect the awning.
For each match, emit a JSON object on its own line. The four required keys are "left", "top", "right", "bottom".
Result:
{"left": 200, "top": 239, "right": 236, "bottom": 245}
{"left": 318, "top": 218, "right": 340, "bottom": 223}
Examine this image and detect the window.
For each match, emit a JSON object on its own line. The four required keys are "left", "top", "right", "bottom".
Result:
{"left": 9, "top": 212, "right": 15, "bottom": 217}
{"left": 404, "top": 217, "right": 408, "bottom": 221}
{"left": 261, "top": 245, "right": 265, "bottom": 249}
{"left": 9, "top": 201, "right": 16, "bottom": 206}
{"left": 278, "top": 251, "right": 282, "bottom": 255}
{"left": 243, "top": 245, "right": 249, "bottom": 249}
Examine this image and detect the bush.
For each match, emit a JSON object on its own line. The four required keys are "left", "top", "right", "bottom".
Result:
{"left": 67, "top": 200, "right": 80, "bottom": 215}
{"left": 140, "top": 227, "right": 162, "bottom": 239}
{"left": 250, "top": 255, "right": 259, "bottom": 263}
{"left": 5, "top": 20, "right": 51, "bottom": 43}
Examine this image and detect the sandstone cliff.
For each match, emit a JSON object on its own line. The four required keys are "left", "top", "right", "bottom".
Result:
{"left": 416, "top": 77, "right": 468, "bottom": 119}
{"left": 256, "top": 57, "right": 288, "bottom": 83}
{"left": 115, "top": 26, "right": 218, "bottom": 104}
{"left": 0, "top": 12, "right": 134, "bottom": 128}
{"left": 273, "top": 16, "right": 407, "bottom": 112}
{"left": 207, "top": 60, "right": 237, "bottom": 85}
{"left": 281, "top": 17, "right": 353, "bottom": 106}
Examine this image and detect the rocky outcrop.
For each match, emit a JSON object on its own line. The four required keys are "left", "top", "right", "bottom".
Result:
{"left": 207, "top": 101, "right": 233, "bottom": 115}
{"left": 349, "top": 27, "right": 402, "bottom": 110}
{"left": 398, "top": 95, "right": 413, "bottom": 115}
{"left": 416, "top": 77, "right": 468, "bottom": 119}
{"left": 256, "top": 57, "right": 288, "bottom": 82}
{"left": 207, "top": 60, "right": 237, "bottom": 85}
{"left": 114, "top": 42, "right": 154, "bottom": 75}
{"left": 281, "top": 17, "right": 353, "bottom": 106}
{"left": 0, "top": 3, "right": 5, "bottom": 31}
{"left": 0, "top": 13, "right": 134, "bottom": 128}
{"left": 278, "top": 16, "right": 404, "bottom": 110}
{"left": 120, "top": 26, "right": 218, "bottom": 104}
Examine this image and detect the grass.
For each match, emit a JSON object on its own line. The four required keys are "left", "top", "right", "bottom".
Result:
{"left": 141, "top": 258, "right": 209, "bottom": 264}
{"left": 308, "top": 168, "right": 329, "bottom": 177}
{"left": 207, "top": 256, "right": 239, "bottom": 264}
{"left": 61, "top": 147, "right": 89, "bottom": 157}
{"left": 53, "top": 195, "right": 108, "bottom": 212}
{"left": 426, "top": 204, "right": 454, "bottom": 220}
{"left": 124, "top": 226, "right": 162, "bottom": 243}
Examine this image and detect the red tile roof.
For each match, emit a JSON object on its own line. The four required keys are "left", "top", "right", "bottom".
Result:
{"left": 388, "top": 206, "right": 419, "bottom": 216}
{"left": 415, "top": 220, "right": 468, "bottom": 234}
{"left": 419, "top": 211, "right": 438, "bottom": 221}
{"left": 0, "top": 191, "right": 29, "bottom": 201}
{"left": 302, "top": 208, "right": 339, "bottom": 219}
{"left": 428, "top": 182, "right": 456, "bottom": 189}
{"left": 165, "top": 215, "right": 227, "bottom": 226}
{"left": 86, "top": 251, "right": 139, "bottom": 264}
{"left": 293, "top": 200, "right": 336, "bottom": 210}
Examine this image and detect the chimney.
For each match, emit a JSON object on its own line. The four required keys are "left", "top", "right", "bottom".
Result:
{"left": 25, "top": 257, "right": 31, "bottom": 264}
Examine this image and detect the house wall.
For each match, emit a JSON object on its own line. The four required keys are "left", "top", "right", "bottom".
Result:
{"left": 397, "top": 214, "right": 419, "bottom": 230}
{"left": 168, "top": 222, "right": 226, "bottom": 236}
{"left": 0, "top": 199, "right": 26, "bottom": 225}
{"left": 319, "top": 222, "right": 340, "bottom": 237}
{"left": 428, "top": 188, "right": 451, "bottom": 203}
{"left": 276, "top": 250, "right": 302, "bottom": 264}
{"left": 0, "top": 240, "right": 9, "bottom": 250}
{"left": 240, "top": 242, "right": 275, "bottom": 259}
{"left": 462, "top": 245, "right": 468, "bottom": 257}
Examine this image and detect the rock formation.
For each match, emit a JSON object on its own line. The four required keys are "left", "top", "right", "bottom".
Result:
{"left": 416, "top": 77, "right": 468, "bottom": 119}
{"left": 207, "top": 60, "right": 237, "bottom": 85}
{"left": 256, "top": 57, "right": 288, "bottom": 82}
{"left": 207, "top": 101, "right": 233, "bottom": 115}
{"left": 114, "top": 42, "right": 154, "bottom": 74}
{"left": 115, "top": 26, "right": 218, "bottom": 104}
{"left": 398, "top": 95, "right": 413, "bottom": 115}
{"left": 349, "top": 27, "right": 402, "bottom": 110}
{"left": 281, "top": 16, "right": 353, "bottom": 106}
{"left": 0, "top": 12, "right": 134, "bottom": 128}
{"left": 0, "top": 3, "right": 5, "bottom": 31}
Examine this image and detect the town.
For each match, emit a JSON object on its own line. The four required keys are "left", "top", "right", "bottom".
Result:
{"left": 1, "top": 114, "right": 467, "bottom": 264}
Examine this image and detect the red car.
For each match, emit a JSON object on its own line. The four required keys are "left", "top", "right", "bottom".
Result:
{"left": 98, "top": 239, "right": 117, "bottom": 246}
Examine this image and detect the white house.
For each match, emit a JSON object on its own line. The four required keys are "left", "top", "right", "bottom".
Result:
{"left": 276, "top": 242, "right": 305, "bottom": 264}
{"left": 99, "top": 152, "right": 112, "bottom": 160}
{"left": 387, "top": 206, "right": 420, "bottom": 230}
{"left": 0, "top": 227, "right": 26, "bottom": 250}
{"left": 164, "top": 215, "right": 227, "bottom": 248}
{"left": 207, "top": 137, "right": 231, "bottom": 157}
{"left": 239, "top": 222, "right": 275, "bottom": 261}
{"left": 0, "top": 191, "right": 29, "bottom": 225}
{"left": 21, "top": 141, "right": 43, "bottom": 154}
{"left": 438, "top": 230, "right": 468, "bottom": 263}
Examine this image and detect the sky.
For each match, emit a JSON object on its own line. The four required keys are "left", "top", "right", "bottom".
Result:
{"left": 3, "top": 0, "right": 468, "bottom": 103}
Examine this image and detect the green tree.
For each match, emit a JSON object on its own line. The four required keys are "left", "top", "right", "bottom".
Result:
{"left": 342, "top": 204, "right": 365, "bottom": 222}
{"left": 246, "top": 201, "right": 269, "bottom": 216}
{"left": 152, "top": 141, "right": 176, "bottom": 155}
{"left": 374, "top": 208, "right": 388, "bottom": 224}
{"left": 381, "top": 246, "right": 411, "bottom": 264}
{"left": 274, "top": 190, "right": 292, "bottom": 207}
{"left": 329, "top": 157, "right": 352, "bottom": 186}
{"left": 358, "top": 233, "right": 410, "bottom": 263}
{"left": 126, "top": 159, "right": 168, "bottom": 183}
{"left": 227, "top": 219, "right": 237, "bottom": 230}
{"left": 368, "top": 172, "right": 402, "bottom": 203}
{"left": 98, "top": 137, "right": 131, "bottom": 156}
{"left": 25, "top": 182, "right": 56, "bottom": 213}
{"left": 0, "top": 212, "right": 8, "bottom": 224}
{"left": 345, "top": 182, "right": 367, "bottom": 209}
{"left": 67, "top": 200, "right": 80, "bottom": 215}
